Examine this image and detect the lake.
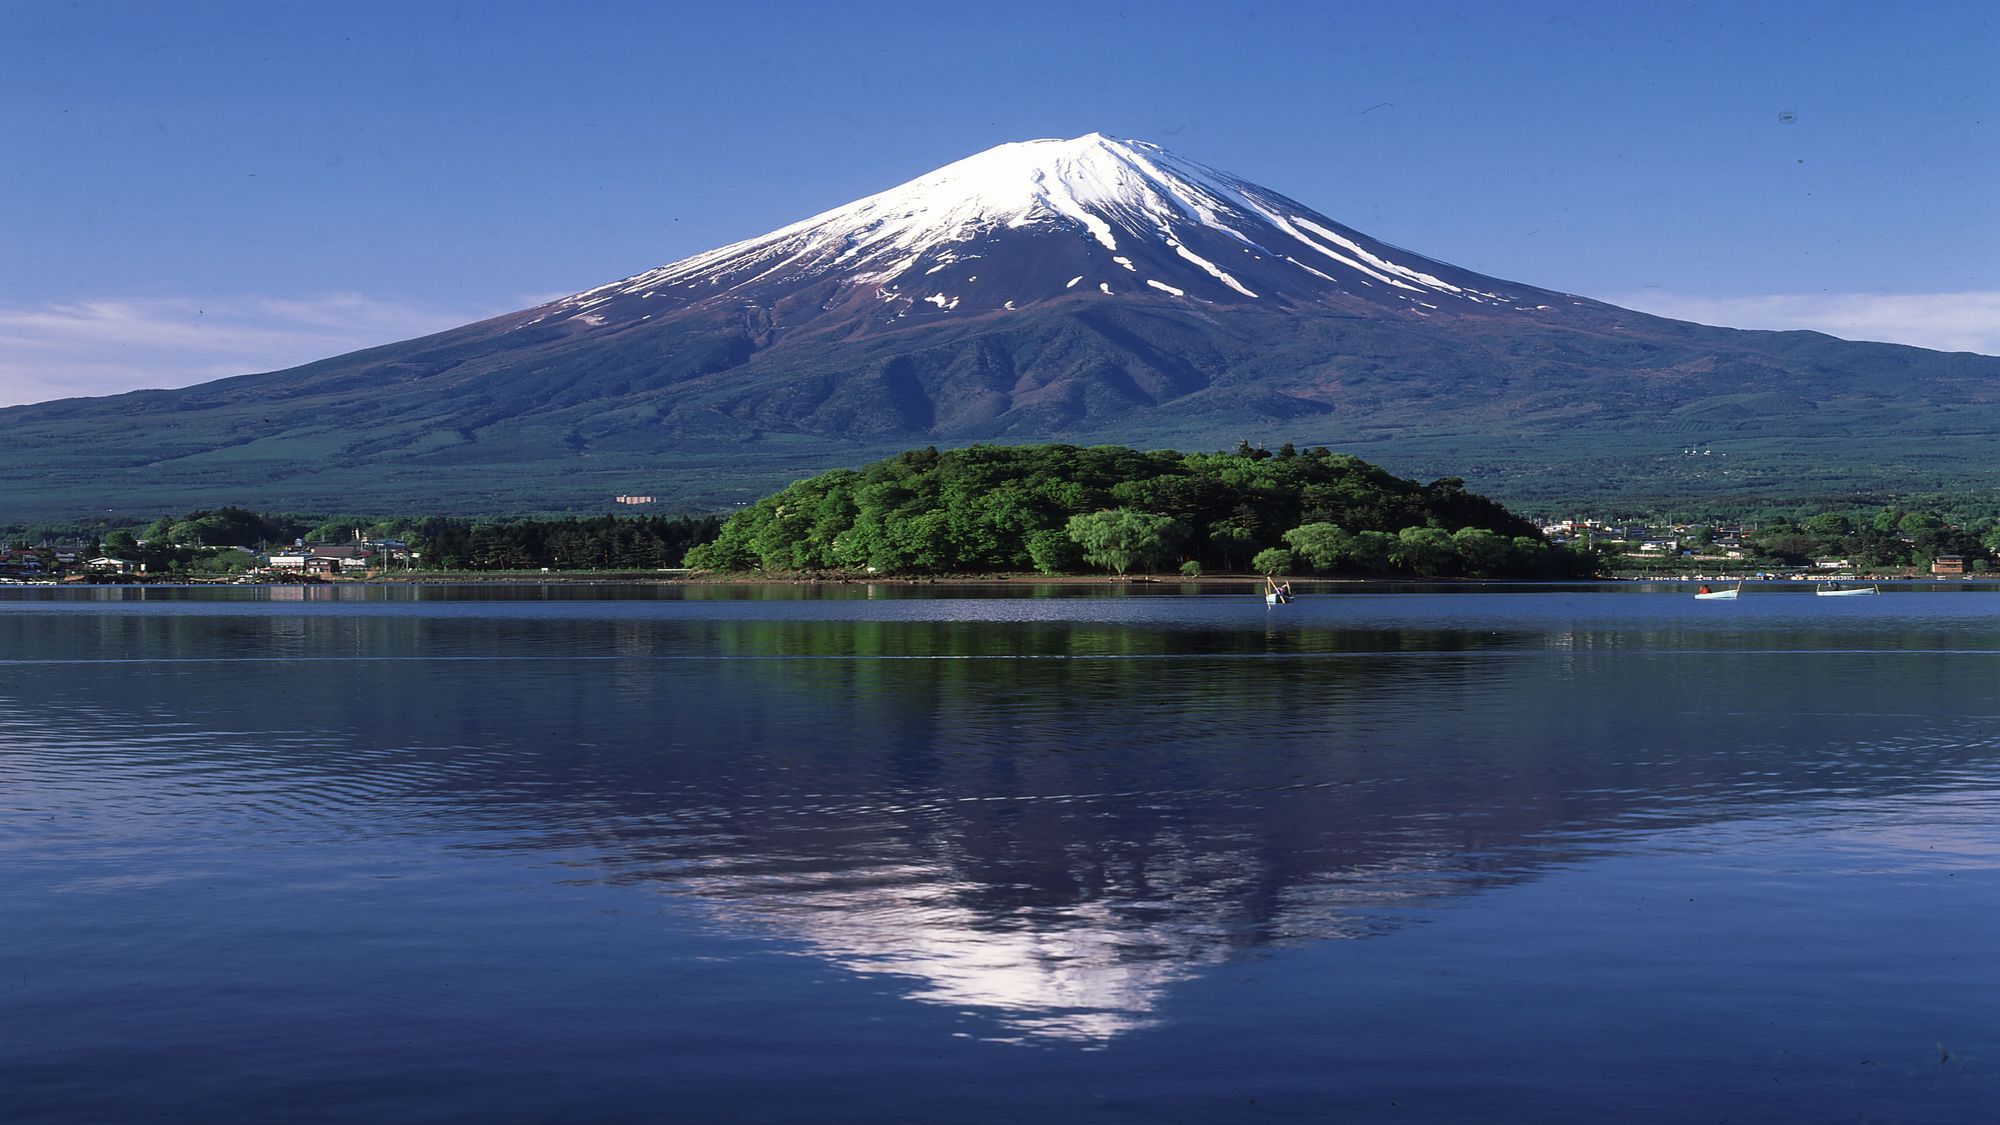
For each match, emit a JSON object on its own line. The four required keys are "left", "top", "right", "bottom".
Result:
{"left": 3, "top": 581, "right": 1997, "bottom": 1122}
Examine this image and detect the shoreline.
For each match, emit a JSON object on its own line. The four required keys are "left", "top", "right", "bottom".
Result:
{"left": 9, "top": 569, "right": 1958, "bottom": 590}
{"left": 331, "top": 571, "right": 1349, "bottom": 587}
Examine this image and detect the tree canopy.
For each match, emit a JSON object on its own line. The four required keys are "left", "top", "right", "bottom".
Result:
{"left": 686, "top": 443, "right": 1594, "bottom": 578}
{"left": 1744, "top": 506, "right": 1994, "bottom": 569}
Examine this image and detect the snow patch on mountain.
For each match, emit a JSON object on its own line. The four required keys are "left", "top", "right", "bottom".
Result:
{"left": 538, "top": 133, "right": 1528, "bottom": 324}
{"left": 1169, "top": 241, "right": 1257, "bottom": 298}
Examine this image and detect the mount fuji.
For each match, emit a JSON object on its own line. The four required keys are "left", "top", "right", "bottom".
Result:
{"left": 547, "top": 132, "right": 1538, "bottom": 323}
{"left": 5, "top": 133, "right": 1997, "bottom": 517}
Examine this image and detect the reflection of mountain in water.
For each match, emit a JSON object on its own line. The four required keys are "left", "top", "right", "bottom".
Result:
{"left": 6, "top": 591, "right": 1998, "bottom": 1042}
{"left": 697, "top": 862, "right": 1222, "bottom": 1042}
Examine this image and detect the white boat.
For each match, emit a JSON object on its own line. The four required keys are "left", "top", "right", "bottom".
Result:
{"left": 1816, "top": 583, "right": 1879, "bottom": 596}
{"left": 1693, "top": 583, "right": 1740, "bottom": 600}
{"left": 1265, "top": 580, "right": 1294, "bottom": 606}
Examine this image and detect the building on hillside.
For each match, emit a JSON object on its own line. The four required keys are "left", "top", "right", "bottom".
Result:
{"left": 307, "top": 544, "right": 373, "bottom": 564}
{"left": 267, "top": 552, "right": 346, "bottom": 576}
{"left": 1932, "top": 555, "right": 1966, "bottom": 575}
{"left": 267, "top": 544, "right": 374, "bottom": 575}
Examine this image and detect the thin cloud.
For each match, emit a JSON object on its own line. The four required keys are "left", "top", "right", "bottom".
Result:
{"left": 1609, "top": 290, "right": 2000, "bottom": 357}
{"left": 0, "top": 294, "right": 497, "bottom": 408}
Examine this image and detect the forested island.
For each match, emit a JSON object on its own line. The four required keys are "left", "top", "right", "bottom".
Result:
{"left": 683, "top": 443, "right": 1594, "bottom": 578}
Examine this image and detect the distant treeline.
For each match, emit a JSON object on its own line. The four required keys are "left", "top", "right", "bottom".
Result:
{"left": 3, "top": 507, "right": 722, "bottom": 573}
{"left": 419, "top": 514, "right": 722, "bottom": 570}
{"left": 1743, "top": 509, "right": 1997, "bottom": 569}
{"left": 686, "top": 443, "right": 1598, "bottom": 578}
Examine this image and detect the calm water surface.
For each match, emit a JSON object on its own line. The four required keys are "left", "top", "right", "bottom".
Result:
{"left": 3, "top": 582, "right": 1997, "bottom": 1122}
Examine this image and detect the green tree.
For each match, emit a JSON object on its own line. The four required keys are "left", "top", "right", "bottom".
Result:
{"left": 1065, "top": 508, "right": 1180, "bottom": 576}
{"left": 188, "top": 549, "right": 256, "bottom": 577}
{"left": 685, "top": 536, "right": 753, "bottom": 571}
{"left": 1897, "top": 512, "right": 1944, "bottom": 539}
{"left": 1250, "top": 547, "right": 1294, "bottom": 575}
{"left": 1206, "top": 517, "right": 1258, "bottom": 572}
{"left": 1391, "top": 526, "right": 1456, "bottom": 576}
{"left": 1282, "top": 522, "right": 1351, "bottom": 573}
{"left": 1026, "top": 529, "right": 1082, "bottom": 575}
{"left": 1349, "top": 531, "right": 1397, "bottom": 573}
{"left": 1422, "top": 478, "right": 1539, "bottom": 539}
{"left": 1450, "top": 527, "right": 1512, "bottom": 576}
{"left": 1757, "top": 532, "right": 1821, "bottom": 566}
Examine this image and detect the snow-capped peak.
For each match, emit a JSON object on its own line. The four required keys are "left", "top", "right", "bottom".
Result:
{"left": 545, "top": 134, "right": 1522, "bottom": 324}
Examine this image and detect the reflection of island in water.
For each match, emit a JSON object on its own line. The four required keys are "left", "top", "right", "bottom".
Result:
{"left": 7, "top": 596, "right": 1997, "bottom": 1042}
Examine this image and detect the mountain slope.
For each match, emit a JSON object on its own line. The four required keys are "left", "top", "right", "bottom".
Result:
{"left": 4, "top": 133, "right": 1997, "bottom": 518}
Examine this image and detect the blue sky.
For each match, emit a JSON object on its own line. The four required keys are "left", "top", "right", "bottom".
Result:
{"left": 2, "top": 0, "right": 1993, "bottom": 405}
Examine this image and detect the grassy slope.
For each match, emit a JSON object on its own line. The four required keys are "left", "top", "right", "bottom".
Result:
{"left": 2, "top": 297, "right": 1995, "bottom": 520}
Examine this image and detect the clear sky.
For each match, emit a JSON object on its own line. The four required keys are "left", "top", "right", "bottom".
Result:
{"left": 2, "top": 0, "right": 1994, "bottom": 406}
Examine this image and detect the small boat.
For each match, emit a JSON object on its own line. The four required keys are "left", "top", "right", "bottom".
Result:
{"left": 1265, "top": 578, "right": 1294, "bottom": 605}
{"left": 1693, "top": 583, "right": 1740, "bottom": 600}
{"left": 1816, "top": 582, "right": 1879, "bottom": 596}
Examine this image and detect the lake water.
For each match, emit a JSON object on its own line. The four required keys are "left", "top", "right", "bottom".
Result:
{"left": 3, "top": 581, "right": 1998, "bottom": 1122}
